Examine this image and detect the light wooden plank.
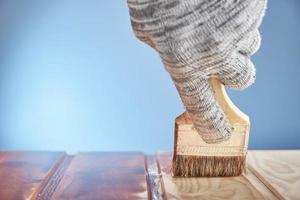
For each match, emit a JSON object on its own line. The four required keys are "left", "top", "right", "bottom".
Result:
{"left": 157, "top": 152, "right": 277, "bottom": 200}
{"left": 248, "top": 150, "right": 300, "bottom": 200}
{"left": 51, "top": 152, "right": 149, "bottom": 200}
{"left": 0, "top": 151, "right": 66, "bottom": 200}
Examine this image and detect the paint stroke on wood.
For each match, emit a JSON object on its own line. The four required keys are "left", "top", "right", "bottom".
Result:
{"left": 0, "top": 151, "right": 66, "bottom": 200}
{"left": 248, "top": 150, "right": 300, "bottom": 200}
{"left": 157, "top": 152, "right": 277, "bottom": 200}
{"left": 51, "top": 152, "right": 149, "bottom": 200}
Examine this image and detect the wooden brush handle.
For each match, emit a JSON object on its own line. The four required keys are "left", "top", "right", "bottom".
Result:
{"left": 174, "top": 78, "right": 250, "bottom": 157}
{"left": 209, "top": 77, "right": 249, "bottom": 125}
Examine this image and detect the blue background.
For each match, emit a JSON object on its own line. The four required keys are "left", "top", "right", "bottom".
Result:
{"left": 0, "top": 1, "right": 299, "bottom": 154}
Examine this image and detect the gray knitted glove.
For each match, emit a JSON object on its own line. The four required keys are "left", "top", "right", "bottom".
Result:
{"left": 127, "top": 0, "right": 267, "bottom": 143}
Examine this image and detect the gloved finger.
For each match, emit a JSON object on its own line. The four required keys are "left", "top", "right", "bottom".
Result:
{"left": 172, "top": 75, "right": 233, "bottom": 143}
{"left": 236, "top": 29, "right": 261, "bottom": 57}
{"left": 218, "top": 53, "right": 256, "bottom": 90}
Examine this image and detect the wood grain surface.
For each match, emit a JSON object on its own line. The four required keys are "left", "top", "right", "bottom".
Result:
{"left": 0, "top": 151, "right": 65, "bottom": 200}
{"left": 248, "top": 150, "right": 300, "bottom": 200}
{"left": 0, "top": 151, "right": 299, "bottom": 200}
{"left": 51, "top": 152, "right": 148, "bottom": 200}
{"left": 157, "top": 152, "right": 277, "bottom": 200}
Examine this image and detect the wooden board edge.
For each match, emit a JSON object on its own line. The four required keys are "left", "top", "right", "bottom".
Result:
{"left": 145, "top": 155, "right": 164, "bottom": 200}
{"left": 247, "top": 164, "right": 285, "bottom": 200}
{"left": 34, "top": 154, "right": 74, "bottom": 200}
{"left": 243, "top": 168, "right": 280, "bottom": 200}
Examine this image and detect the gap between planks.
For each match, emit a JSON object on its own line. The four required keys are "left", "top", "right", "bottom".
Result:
{"left": 35, "top": 155, "right": 74, "bottom": 200}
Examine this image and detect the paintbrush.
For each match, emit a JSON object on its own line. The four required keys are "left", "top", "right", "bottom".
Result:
{"left": 172, "top": 78, "right": 250, "bottom": 177}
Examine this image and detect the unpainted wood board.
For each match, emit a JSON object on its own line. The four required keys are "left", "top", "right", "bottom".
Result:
{"left": 0, "top": 151, "right": 65, "bottom": 200}
{"left": 157, "top": 152, "right": 276, "bottom": 200}
{"left": 51, "top": 152, "right": 149, "bottom": 200}
{"left": 248, "top": 150, "right": 300, "bottom": 200}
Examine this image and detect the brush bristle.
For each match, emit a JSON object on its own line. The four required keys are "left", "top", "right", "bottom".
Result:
{"left": 172, "top": 155, "right": 246, "bottom": 177}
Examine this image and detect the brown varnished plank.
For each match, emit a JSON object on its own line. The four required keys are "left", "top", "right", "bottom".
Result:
{"left": 157, "top": 152, "right": 277, "bottom": 200}
{"left": 51, "top": 152, "right": 148, "bottom": 200}
{"left": 0, "top": 151, "right": 66, "bottom": 200}
{"left": 248, "top": 150, "right": 300, "bottom": 200}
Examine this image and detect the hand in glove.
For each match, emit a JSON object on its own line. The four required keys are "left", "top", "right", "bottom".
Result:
{"left": 127, "top": 0, "right": 267, "bottom": 143}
